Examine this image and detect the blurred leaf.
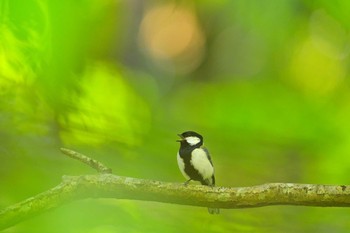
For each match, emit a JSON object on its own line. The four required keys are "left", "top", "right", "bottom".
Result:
{"left": 59, "top": 63, "right": 151, "bottom": 146}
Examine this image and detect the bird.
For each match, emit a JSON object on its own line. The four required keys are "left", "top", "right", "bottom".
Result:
{"left": 176, "top": 131, "right": 219, "bottom": 214}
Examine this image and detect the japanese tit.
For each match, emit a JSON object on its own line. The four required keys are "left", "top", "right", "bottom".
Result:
{"left": 177, "top": 131, "right": 219, "bottom": 214}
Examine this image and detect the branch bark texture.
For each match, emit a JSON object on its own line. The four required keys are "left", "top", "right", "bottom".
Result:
{"left": 1, "top": 174, "right": 350, "bottom": 230}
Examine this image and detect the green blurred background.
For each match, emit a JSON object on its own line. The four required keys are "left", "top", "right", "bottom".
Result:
{"left": 1, "top": 0, "right": 350, "bottom": 232}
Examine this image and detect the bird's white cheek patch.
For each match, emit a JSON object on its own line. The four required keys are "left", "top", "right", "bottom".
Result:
{"left": 185, "top": 136, "right": 201, "bottom": 146}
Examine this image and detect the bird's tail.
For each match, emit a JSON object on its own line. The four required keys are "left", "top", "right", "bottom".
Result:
{"left": 202, "top": 177, "right": 220, "bottom": 214}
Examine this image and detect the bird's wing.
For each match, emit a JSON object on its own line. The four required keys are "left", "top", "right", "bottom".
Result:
{"left": 201, "top": 146, "right": 214, "bottom": 166}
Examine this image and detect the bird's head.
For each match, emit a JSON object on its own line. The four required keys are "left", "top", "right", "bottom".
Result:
{"left": 177, "top": 131, "right": 203, "bottom": 147}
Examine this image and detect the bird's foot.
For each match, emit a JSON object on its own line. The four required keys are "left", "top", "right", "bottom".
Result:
{"left": 183, "top": 179, "right": 192, "bottom": 186}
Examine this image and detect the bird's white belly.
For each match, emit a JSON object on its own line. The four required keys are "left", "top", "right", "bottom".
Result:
{"left": 191, "top": 148, "right": 214, "bottom": 179}
{"left": 177, "top": 152, "right": 190, "bottom": 179}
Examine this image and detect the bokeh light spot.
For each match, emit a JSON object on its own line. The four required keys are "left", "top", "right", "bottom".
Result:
{"left": 138, "top": 3, "right": 205, "bottom": 74}
{"left": 288, "top": 39, "right": 345, "bottom": 96}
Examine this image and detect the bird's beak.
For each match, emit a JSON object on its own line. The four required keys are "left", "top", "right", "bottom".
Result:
{"left": 176, "top": 134, "right": 184, "bottom": 142}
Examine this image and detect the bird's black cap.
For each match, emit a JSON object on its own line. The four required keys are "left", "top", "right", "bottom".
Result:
{"left": 177, "top": 131, "right": 203, "bottom": 142}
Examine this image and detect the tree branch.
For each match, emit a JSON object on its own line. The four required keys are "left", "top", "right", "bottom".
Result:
{"left": 1, "top": 149, "right": 350, "bottom": 230}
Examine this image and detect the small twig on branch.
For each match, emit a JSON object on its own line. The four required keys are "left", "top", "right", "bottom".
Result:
{"left": 60, "top": 148, "right": 112, "bottom": 174}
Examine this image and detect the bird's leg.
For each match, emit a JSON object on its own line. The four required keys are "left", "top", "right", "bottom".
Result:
{"left": 184, "top": 179, "right": 192, "bottom": 186}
